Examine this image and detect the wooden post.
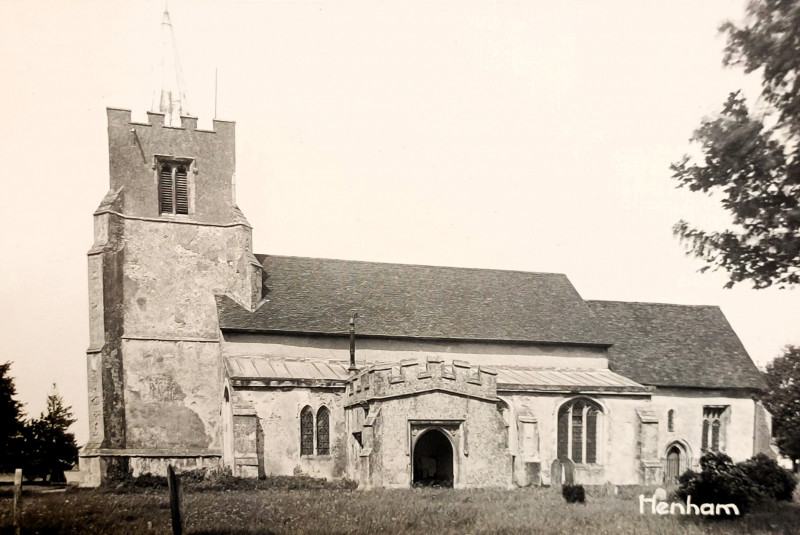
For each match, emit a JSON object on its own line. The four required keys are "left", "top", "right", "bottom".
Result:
{"left": 13, "top": 468, "right": 22, "bottom": 535}
{"left": 167, "top": 465, "right": 183, "bottom": 535}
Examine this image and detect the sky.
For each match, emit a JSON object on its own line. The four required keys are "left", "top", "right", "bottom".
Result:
{"left": 1, "top": 0, "right": 799, "bottom": 446}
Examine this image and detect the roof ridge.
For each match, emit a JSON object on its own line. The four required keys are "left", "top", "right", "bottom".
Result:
{"left": 587, "top": 299, "right": 719, "bottom": 309}
{"left": 257, "top": 253, "right": 569, "bottom": 278}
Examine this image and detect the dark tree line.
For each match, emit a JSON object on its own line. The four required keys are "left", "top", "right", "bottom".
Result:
{"left": 0, "top": 362, "right": 79, "bottom": 481}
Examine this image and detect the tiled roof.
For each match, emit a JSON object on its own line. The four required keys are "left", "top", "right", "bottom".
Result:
{"left": 587, "top": 301, "right": 765, "bottom": 390}
{"left": 224, "top": 355, "right": 648, "bottom": 393}
{"left": 217, "top": 256, "right": 608, "bottom": 345}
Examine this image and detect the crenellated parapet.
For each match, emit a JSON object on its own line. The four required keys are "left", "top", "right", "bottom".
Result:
{"left": 108, "top": 107, "right": 235, "bottom": 135}
{"left": 345, "top": 357, "right": 498, "bottom": 406}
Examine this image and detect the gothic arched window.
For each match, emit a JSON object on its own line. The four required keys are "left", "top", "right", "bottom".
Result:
{"left": 300, "top": 406, "right": 314, "bottom": 455}
{"left": 667, "top": 409, "right": 674, "bottom": 432}
{"left": 557, "top": 398, "right": 602, "bottom": 464}
{"left": 316, "top": 407, "right": 330, "bottom": 455}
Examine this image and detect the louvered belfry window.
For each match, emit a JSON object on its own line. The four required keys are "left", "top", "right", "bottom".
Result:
{"left": 159, "top": 162, "right": 189, "bottom": 215}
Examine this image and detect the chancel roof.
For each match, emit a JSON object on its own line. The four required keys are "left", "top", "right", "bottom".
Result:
{"left": 587, "top": 301, "right": 765, "bottom": 390}
{"left": 217, "top": 255, "right": 609, "bottom": 346}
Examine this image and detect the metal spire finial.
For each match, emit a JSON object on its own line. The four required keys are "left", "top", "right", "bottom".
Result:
{"left": 152, "top": 3, "right": 188, "bottom": 126}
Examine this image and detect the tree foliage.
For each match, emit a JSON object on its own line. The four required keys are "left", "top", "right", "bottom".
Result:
{"left": 22, "top": 386, "right": 79, "bottom": 482}
{"left": 760, "top": 346, "right": 800, "bottom": 470}
{"left": 0, "top": 361, "right": 25, "bottom": 473}
{"left": 671, "top": 0, "right": 800, "bottom": 288}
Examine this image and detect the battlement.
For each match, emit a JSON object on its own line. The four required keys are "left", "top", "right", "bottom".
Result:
{"left": 107, "top": 107, "right": 235, "bottom": 134}
{"left": 346, "top": 357, "right": 497, "bottom": 405}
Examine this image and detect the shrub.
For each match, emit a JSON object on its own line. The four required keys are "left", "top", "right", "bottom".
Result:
{"left": 562, "top": 484, "right": 585, "bottom": 503}
{"left": 179, "top": 467, "right": 209, "bottom": 484}
{"left": 738, "top": 453, "right": 798, "bottom": 501}
{"left": 675, "top": 452, "right": 763, "bottom": 516}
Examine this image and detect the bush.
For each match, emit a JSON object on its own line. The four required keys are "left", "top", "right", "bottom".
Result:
{"left": 105, "top": 472, "right": 168, "bottom": 492}
{"left": 675, "top": 452, "right": 763, "bottom": 516}
{"left": 738, "top": 453, "right": 798, "bottom": 501}
{"left": 562, "top": 484, "right": 585, "bottom": 503}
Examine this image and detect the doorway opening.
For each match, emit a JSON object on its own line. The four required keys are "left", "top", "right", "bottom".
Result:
{"left": 665, "top": 444, "right": 683, "bottom": 483}
{"left": 413, "top": 429, "right": 454, "bottom": 487}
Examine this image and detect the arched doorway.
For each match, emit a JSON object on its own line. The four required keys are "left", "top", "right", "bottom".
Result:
{"left": 665, "top": 444, "right": 682, "bottom": 483}
{"left": 413, "top": 429, "right": 454, "bottom": 487}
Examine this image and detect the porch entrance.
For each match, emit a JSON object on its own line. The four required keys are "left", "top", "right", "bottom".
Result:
{"left": 412, "top": 429, "right": 454, "bottom": 487}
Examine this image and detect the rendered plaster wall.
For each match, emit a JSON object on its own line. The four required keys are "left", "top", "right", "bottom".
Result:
{"left": 121, "top": 218, "right": 256, "bottom": 339}
{"left": 122, "top": 339, "right": 223, "bottom": 453}
{"left": 234, "top": 388, "right": 347, "bottom": 479}
{"left": 358, "top": 391, "right": 511, "bottom": 489}
{"left": 222, "top": 333, "right": 609, "bottom": 370}
{"left": 500, "top": 393, "right": 648, "bottom": 485}
{"left": 651, "top": 389, "right": 757, "bottom": 464}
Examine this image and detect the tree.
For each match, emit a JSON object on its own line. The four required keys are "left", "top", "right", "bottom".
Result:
{"left": 760, "top": 346, "right": 800, "bottom": 472}
{"left": 670, "top": 0, "right": 800, "bottom": 288}
{"left": 0, "top": 362, "right": 25, "bottom": 473}
{"left": 22, "top": 386, "right": 79, "bottom": 482}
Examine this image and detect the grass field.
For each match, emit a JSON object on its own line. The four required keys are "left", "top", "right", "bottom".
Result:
{"left": 1, "top": 485, "right": 799, "bottom": 535}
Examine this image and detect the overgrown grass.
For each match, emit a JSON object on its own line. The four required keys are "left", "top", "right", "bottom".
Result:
{"left": 1, "top": 485, "right": 798, "bottom": 535}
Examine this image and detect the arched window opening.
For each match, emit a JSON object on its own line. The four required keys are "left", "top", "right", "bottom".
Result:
{"left": 158, "top": 161, "right": 190, "bottom": 215}
{"left": 557, "top": 398, "right": 602, "bottom": 465}
{"left": 316, "top": 406, "right": 330, "bottom": 455}
{"left": 667, "top": 409, "right": 674, "bottom": 432}
{"left": 300, "top": 406, "right": 314, "bottom": 455}
{"left": 224, "top": 387, "right": 229, "bottom": 403}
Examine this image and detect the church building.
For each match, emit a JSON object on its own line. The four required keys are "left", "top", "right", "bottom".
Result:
{"left": 79, "top": 9, "right": 771, "bottom": 489}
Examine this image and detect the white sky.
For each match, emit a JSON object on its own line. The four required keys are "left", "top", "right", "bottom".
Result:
{"left": 1, "top": 0, "right": 798, "bottom": 445}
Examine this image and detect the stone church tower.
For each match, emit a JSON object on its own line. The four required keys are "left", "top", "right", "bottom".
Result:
{"left": 80, "top": 9, "right": 261, "bottom": 485}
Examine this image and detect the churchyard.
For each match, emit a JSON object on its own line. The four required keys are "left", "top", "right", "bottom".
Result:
{"left": 1, "top": 485, "right": 799, "bottom": 535}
